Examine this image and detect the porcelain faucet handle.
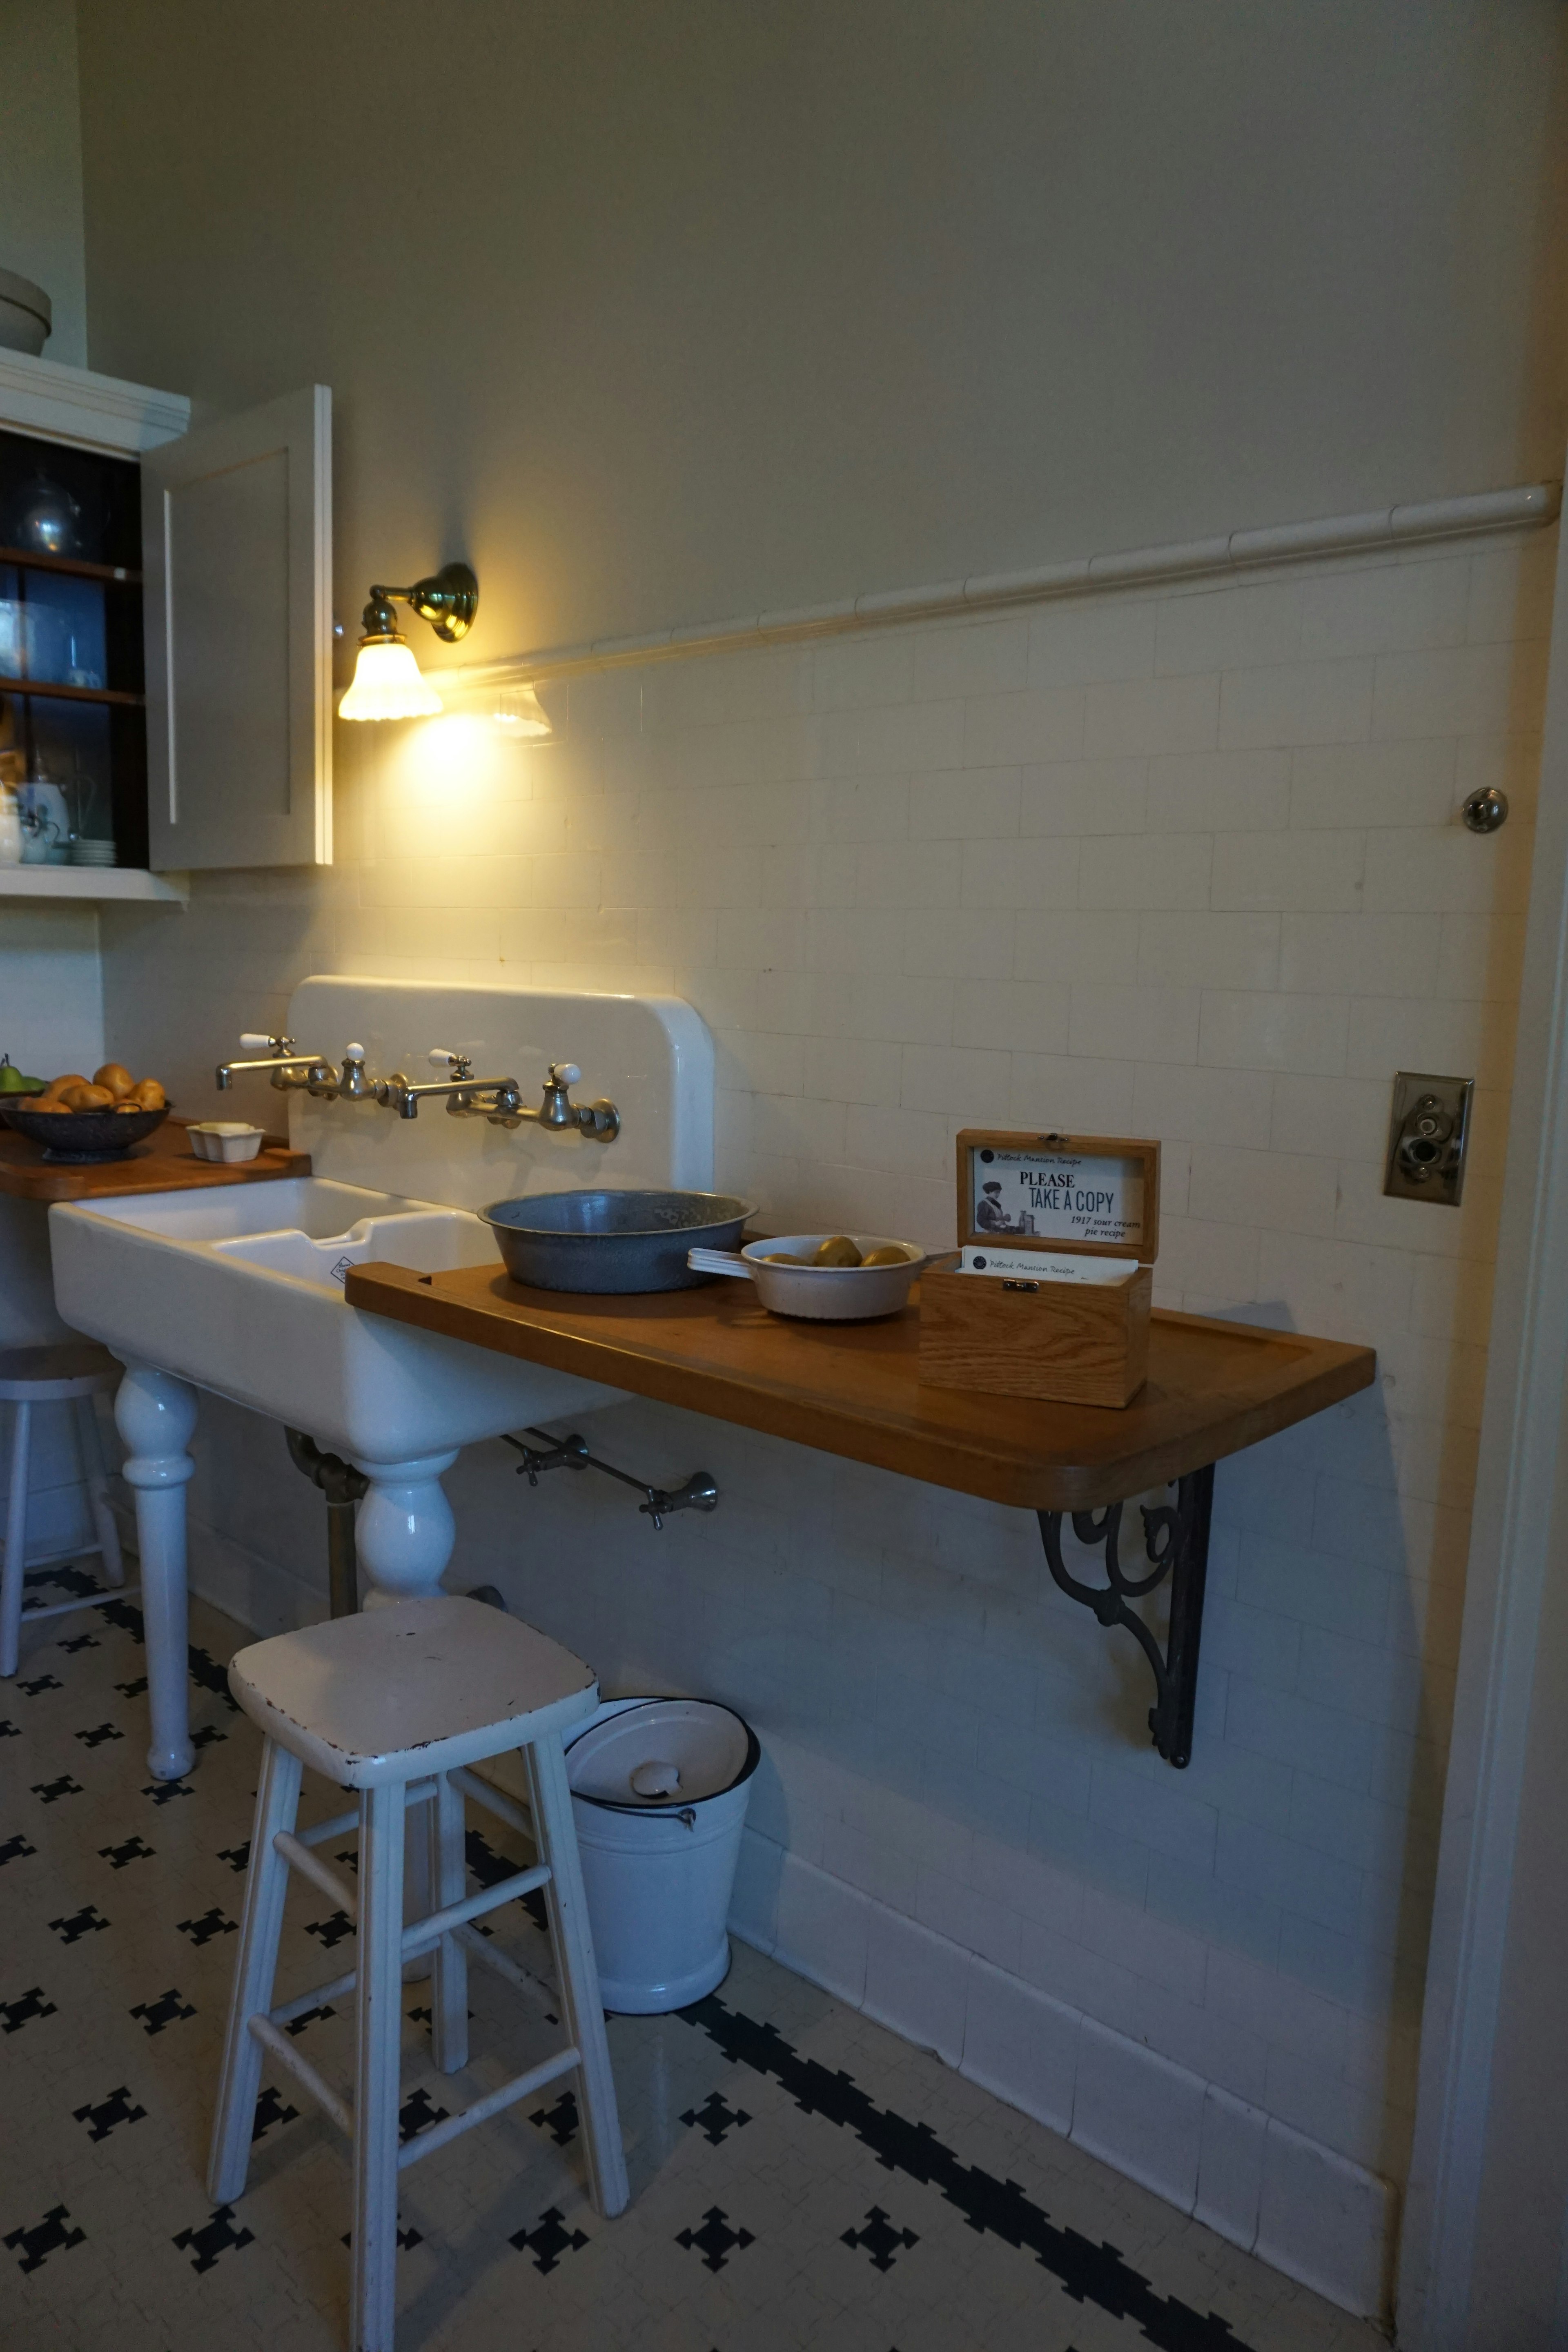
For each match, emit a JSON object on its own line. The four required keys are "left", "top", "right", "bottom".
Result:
{"left": 344, "top": 1041, "right": 366, "bottom": 1062}
{"left": 239, "top": 1032, "right": 279, "bottom": 1054}
{"left": 427, "top": 1047, "right": 461, "bottom": 1071}
{"left": 550, "top": 1062, "right": 582, "bottom": 1086}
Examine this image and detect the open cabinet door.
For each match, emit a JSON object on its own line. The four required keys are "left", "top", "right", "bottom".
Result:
{"left": 142, "top": 383, "right": 331, "bottom": 869}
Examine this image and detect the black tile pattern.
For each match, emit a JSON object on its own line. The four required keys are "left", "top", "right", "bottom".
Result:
{"left": 1, "top": 1986, "right": 57, "bottom": 2034}
{"left": 187, "top": 1645, "right": 240, "bottom": 1712}
{"left": 4, "top": 2204, "right": 85, "bottom": 2272}
{"left": 177, "top": 1906, "right": 238, "bottom": 1948}
{"left": 510, "top": 2206, "right": 590, "bottom": 2274}
{"left": 129, "top": 1987, "right": 196, "bottom": 2036}
{"left": 217, "top": 1840, "right": 250, "bottom": 1873}
{"left": 98, "top": 1833, "right": 154, "bottom": 1869}
{"left": 49, "top": 1904, "right": 110, "bottom": 1945}
{"left": 0, "top": 1833, "right": 37, "bottom": 1867}
{"left": 685, "top": 1996, "right": 1253, "bottom": 2352}
{"left": 682, "top": 2091, "right": 752, "bottom": 2146}
{"left": 115, "top": 1675, "right": 148, "bottom": 1699}
{"left": 304, "top": 1908, "right": 355, "bottom": 1951}
{"left": 172, "top": 2205, "right": 254, "bottom": 2274}
{"left": 58, "top": 1634, "right": 98, "bottom": 1654}
{"left": 284, "top": 2003, "right": 336, "bottom": 2038}
{"left": 529, "top": 2091, "right": 579, "bottom": 2147}
{"left": 399, "top": 2087, "right": 451, "bottom": 2145}
{"left": 677, "top": 2206, "right": 756, "bottom": 2273}
{"left": 843, "top": 2207, "right": 920, "bottom": 2272}
{"left": 73, "top": 2086, "right": 147, "bottom": 2143}
{"left": 192, "top": 1724, "right": 228, "bottom": 1750}
{"left": 141, "top": 1777, "right": 195, "bottom": 1806}
{"left": 75, "top": 1721, "right": 123, "bottom": 1747}
{"left": 18, "top": 1675, "right": 62, "bottom": 1695}
{"left": 31, "top": 1775, "right": 82, "bottom": 1803}
{"left": 0, "top": 1719, "right": 17, "bottom": 1737}
{"left": 251, "top": 2086, "right": 299, "bottom": 2143}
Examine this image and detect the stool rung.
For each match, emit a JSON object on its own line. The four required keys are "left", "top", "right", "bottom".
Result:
{"left": 269, "top": 1964, "right": 359, "bottom": 2027}
{"left": 274, "top": 1831, "right": 357, "bottom": 1917}
{"left": 402, "top": 1861, "right": 550, "bottom": 1960}
{"left": 397, "top": 2044, "right": 579, "bottom": 2173}
{"left": 294, "top": 1777, "right": 437, "bottom": 1853}
{"left": 454, "top": 1921, "right": 555, "bottom": 2007}
{"left": 21, "top": 1581, "right": 139, "bottom": 1625}
{"left": 248, "top": 2013, "right": 353, "bottom": 2138}
{"left": 450, "top": 1765, "right": 534, "bottom": 1844}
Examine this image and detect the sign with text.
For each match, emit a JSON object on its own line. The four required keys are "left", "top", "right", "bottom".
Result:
{"left": 967, "top": 1146, "right": 1145, "bottom": 1249}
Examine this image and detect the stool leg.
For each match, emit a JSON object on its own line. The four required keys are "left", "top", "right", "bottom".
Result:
{"left": 523, "top": 1733, "right": 629, "bottom": 2218}
{"left": 208, "top": 1738, "right": 303, "bottom": 2204}
{"left": 428, "top": 1771, "right": 469, "bottom": 2074}
{"left": 76, "top": 1394, "right": 124, "bottom": 1586}
{"left": 352, "top": 1781, "right": 406, "bottom": 2352}
{"left": 1, "top": 1401, "right": 31, "bottom": 1680}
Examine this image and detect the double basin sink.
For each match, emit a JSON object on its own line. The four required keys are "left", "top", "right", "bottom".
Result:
{"left": 50, "top": 1176, "right": 619, "bottom": 1462}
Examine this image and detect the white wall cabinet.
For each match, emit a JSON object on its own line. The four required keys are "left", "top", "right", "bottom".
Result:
{"left": 142, "top": 383, "right": 332, "bottom": 871}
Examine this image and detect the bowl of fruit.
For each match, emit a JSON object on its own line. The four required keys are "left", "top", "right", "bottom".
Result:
{"left": 0, "top": 1062, "right": 170, "bottom": 1162}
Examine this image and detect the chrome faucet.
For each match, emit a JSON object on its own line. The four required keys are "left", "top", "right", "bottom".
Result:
{"left": 377, "top": 1050, "right": 620, "bottom": 1139}
{"left": 216, "top": 1033, "right": 341, "bottom": 1098}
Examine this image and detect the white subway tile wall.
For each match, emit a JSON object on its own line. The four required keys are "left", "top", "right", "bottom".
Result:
{"left": 96, "top": 528, "right": 1555, "bottom": 2304}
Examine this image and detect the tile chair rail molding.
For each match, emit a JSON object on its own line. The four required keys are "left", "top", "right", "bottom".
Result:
{"left": 442, "top": 479, "right": 1561, "bottom": 696}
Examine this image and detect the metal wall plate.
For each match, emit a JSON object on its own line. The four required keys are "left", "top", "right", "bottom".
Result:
{"left": 1384, "top": 1072, "right": 1474, "bottom": 1205}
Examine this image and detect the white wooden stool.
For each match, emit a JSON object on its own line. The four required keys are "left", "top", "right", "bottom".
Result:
{"left": 1, "top": 1343, "right": 128, "bottom": 1679}
{"left": 209, "top": 1594, "right": 629, "bottom": 2352}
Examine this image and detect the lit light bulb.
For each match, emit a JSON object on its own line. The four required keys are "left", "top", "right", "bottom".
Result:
{"left": 339, "top": 631, "right": 443, "bottom": 722}
{"left": 492, "top": 684, "right": 552, "bottom": 737}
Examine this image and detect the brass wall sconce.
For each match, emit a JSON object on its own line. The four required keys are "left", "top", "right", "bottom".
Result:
{"left": 339, "top": 561, "right": 478, "bottom": 721}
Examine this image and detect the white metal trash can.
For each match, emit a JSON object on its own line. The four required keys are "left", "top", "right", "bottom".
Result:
{"left": 564, "top": 1696, "right": 759, "bottom": 2013}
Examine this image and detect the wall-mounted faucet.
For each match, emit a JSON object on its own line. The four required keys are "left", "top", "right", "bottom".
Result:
{"left": 216, "top": 1033, "right": 341, "bottom": 1097}
{"left": 217, "top": 1031, "right": 620, "bottom": 1140}
{"left": 377, "top": 1051, "right": 620, "bottom": 1139}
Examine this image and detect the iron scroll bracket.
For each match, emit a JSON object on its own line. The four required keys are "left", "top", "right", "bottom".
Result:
{"left": 1036, "top": 1463, "right": 1215, "bottom": 1769}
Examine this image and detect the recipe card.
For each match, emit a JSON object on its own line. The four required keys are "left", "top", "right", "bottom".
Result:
{"left": 968, "top": 1147, "right": 1145, "bottom": 1248}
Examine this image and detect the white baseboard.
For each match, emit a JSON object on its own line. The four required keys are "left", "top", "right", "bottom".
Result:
{"left": 730, "top": 1830, "right": 1397, "bottom": 2324}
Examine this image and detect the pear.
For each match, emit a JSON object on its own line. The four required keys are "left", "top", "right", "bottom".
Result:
{"left": 0, "top": 1055, "right": 44, "bottom": 1095}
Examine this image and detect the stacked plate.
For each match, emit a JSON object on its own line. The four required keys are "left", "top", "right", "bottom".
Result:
{"left": 71, "top": 839, "right": 117, "bottom": 867}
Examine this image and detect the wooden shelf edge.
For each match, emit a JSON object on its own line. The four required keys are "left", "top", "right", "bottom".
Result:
{"left": 0, "top": 542, "right": 143, "bottom": 585}
{"left": 0, "top": 674, "right": 145, "bottom": 708}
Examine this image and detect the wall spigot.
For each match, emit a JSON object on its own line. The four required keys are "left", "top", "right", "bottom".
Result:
{"left": 216, "top": 1033, "right": 339, "bottom": 1096}
{"left": 376, "top": 1051, "right": 620, "bottom": 1138}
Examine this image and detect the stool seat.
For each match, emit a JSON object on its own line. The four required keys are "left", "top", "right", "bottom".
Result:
{"left": 0, "top": 1341, "right": 122, "bottom": 1403}
{"left": 2, "top": 1345, "right": 127, "bottom": 1679}
{"left": 211, "top": 1594, "right": 628, "bottom": 2352}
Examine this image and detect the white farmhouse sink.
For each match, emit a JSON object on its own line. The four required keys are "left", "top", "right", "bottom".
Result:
{"left": 45, "top": 976, "right": 711, "bottom": 1782}
{"left": 50, "top": 1176, "right": 617, "bottom": 1461}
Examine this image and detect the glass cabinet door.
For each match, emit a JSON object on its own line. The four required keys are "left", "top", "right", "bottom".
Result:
{"left": 0, "top": 424, "right": 146, "bottom": 870}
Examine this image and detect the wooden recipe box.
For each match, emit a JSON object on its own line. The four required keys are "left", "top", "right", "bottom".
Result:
{"left": 918, "top": 1129, "right": 1161, "bottom": 1408}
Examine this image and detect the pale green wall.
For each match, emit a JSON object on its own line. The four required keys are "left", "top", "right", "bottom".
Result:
{"left": 0, "top": 0, "right": 87, "bottom": 367}
{"left": 74, "top": 1, "right": 1568, "bottom": 671}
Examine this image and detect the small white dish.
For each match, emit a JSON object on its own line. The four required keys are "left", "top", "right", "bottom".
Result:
{"left": 687, "top": 1233, "right": 925, "bottom": 1321}
{"left": 187, "top": 1121, "right": 265, "bottom": 1163}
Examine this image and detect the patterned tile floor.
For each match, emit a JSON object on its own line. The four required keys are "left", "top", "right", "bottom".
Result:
{"left": 1, "top": 1579, "right": 1390, "bottom": 2352}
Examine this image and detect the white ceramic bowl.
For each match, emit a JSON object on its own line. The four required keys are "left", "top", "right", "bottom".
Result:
{"left": 187, "top": 1121, "right": 265, "bottom": 1163}
{"left": 687, "top": 1232, "right": 924, "bottom": 1321}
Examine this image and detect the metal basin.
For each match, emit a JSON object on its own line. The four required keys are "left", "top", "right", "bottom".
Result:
{"left": 482, "top": 1189, "right": 753, "bottom": 1294}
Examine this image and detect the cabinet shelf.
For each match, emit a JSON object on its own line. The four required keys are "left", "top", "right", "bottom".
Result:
{"left": 0, "top": 542, "right": 142, "bottom": 586}
{"left": 0, "top": 675, "right": 145, "bottom": 708}
{"left": 0, "top": 865, "right": 187, "bottom": 904}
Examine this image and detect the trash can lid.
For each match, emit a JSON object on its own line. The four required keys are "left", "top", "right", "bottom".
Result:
{"left": 566, "top": 1697, "right": 757, "bottom": 1809}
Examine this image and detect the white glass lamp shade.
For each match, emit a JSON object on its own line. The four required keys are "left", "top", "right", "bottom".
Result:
{"left": 339, "top": 631, "right": 443, "bottom": 721}
{"left": 492, "top": 683, "right": 552, "bottom": 737}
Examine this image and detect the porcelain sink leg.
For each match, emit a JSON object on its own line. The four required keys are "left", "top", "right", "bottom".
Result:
{"left": 350, "top": 1450, "right": 460, "bottom": 1604}
{"left": 114, "top": 1360, "right": 197, "bottom": 1782}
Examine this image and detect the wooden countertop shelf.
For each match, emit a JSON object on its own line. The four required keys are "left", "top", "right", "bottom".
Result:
{"left": 344, "top": 1259, "right": 1375, "bottom": 1514}
{"left": 0, "top": 1116, "right": 309, "bottom": 1203}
